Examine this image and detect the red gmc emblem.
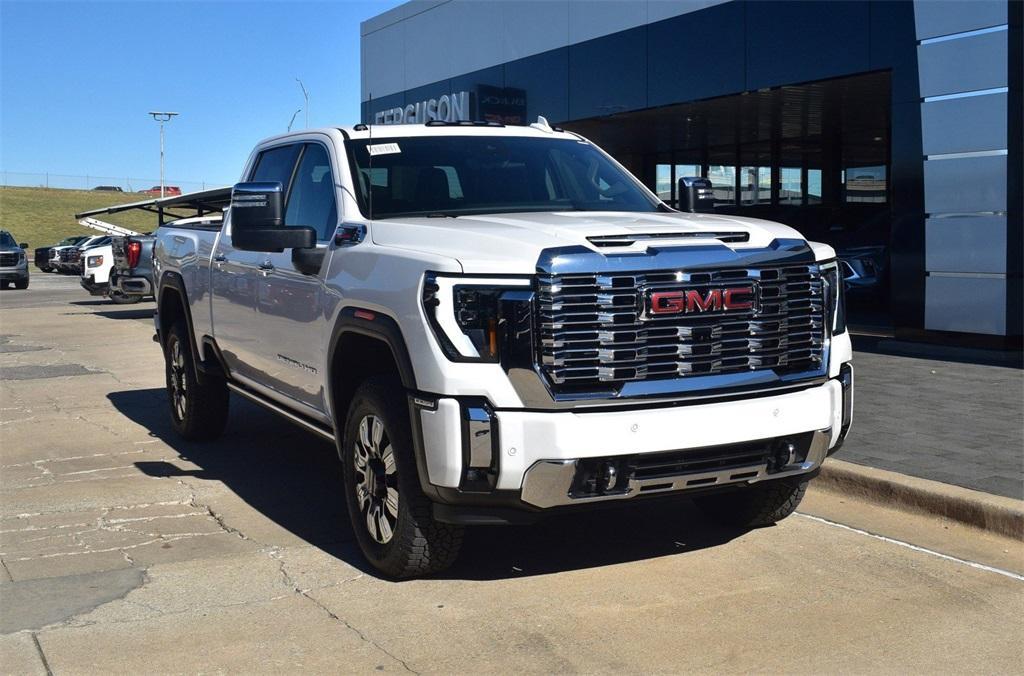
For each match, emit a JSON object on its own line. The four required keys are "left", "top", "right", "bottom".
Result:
{"left": 645, "top": 285, "right": 757, "bottom": 317}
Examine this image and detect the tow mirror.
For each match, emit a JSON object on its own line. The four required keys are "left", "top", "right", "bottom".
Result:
{"left": 678, "top": 176, "right": 715, "bottom": 213}
{"left": 230, "top": 181, "right": 315, "bottom": 252}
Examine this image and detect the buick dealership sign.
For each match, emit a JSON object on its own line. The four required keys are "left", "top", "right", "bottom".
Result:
{"left": 374, "top": 91, "right": 470, "bottom": 125}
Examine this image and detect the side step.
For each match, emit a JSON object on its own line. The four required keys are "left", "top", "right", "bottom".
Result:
{"left": 226, "top": 382, "right": 335, "bottom": 442}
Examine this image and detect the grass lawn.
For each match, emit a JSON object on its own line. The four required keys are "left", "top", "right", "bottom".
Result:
{"left": 0, "top": 186, "right": 163, "bottom": 250}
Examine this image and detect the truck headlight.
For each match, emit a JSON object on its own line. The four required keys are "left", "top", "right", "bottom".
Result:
{"left": 820, "top": 260, "right": 846, "bottom": 335}
{"left": 87, "top": 255, "right": 104, "bottom": 268}
{"left": 422, "top": 273, "right": 531, "bottom": 362}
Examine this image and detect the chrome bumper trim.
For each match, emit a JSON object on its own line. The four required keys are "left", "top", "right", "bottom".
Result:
{"left": 520, "top": 429, "right": 831, "bottom": 509}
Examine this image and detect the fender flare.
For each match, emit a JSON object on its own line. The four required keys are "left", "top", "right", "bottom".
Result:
{"left": 157, "top": 271, "right": 204, "bottom": 380}
{"left": 326, "top": 307, "right": 418, "bottom": 413}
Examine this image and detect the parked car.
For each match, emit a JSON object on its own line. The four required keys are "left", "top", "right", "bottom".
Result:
{"left": 80, "top": 240, "right": 137, "bottom": 303}
{"left": 837, "top": 244, "right": 888, "bottom": 297}
{"left": 35, "top": 235, "right": 89, "bottom": 272}
{"left": 141, "top": 186, "right": 182, "bottom": 197}
{"left": 92, "top": 185, "right": 124, "bottom": 192}
{"left": 153, "top": 121, "right": 853, "bottom": 578}
{"left": 0, "top": 230, "right": 29, "bottom": 289}
{"left": 56, "top": 235, "right": 110, "bottom": 274}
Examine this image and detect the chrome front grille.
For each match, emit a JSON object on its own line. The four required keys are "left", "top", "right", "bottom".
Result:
{"left": 536, "top": 264, "right": 825, "bottom": 388}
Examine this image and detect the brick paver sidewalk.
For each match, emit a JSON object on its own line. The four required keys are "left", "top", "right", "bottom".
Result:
{"left": 841, "top": 339, "right": 1023, "bottom": 499}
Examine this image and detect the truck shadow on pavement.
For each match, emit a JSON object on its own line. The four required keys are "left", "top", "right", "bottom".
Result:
{"left": 109, "top": 388, "right": 750, "bottom": 581}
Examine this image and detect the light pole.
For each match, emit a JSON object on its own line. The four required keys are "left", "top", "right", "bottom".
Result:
{"left": 287, "top": 108, "right": 302, "bottom": 132}
{"left": 296, "top": 79, "right": 309, "bottom": 129}
{"left": 148, "top": 111, "right": 179, "bottom": 198}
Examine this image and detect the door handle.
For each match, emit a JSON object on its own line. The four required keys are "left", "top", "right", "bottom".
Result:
{"left": 213, "top": 253, "right": 227, "bottom": 263}
{"left": 258, "top": 261, "right": 275, "bottom": 275}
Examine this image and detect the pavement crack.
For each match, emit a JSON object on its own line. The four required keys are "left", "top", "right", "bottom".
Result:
{"left": 269, "top": 549, "right": 417, "bottom": 674}
{"left": 31, "top": 633, "right": 54, "bottom": 676}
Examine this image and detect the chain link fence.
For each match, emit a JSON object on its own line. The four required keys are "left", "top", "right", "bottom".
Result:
{"left": 1, "top": 171, "right": 232, "bottom": 194}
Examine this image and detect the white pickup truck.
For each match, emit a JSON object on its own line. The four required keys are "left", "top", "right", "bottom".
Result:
{"left": 152, "top": 121, "right": 853, "bottom": 578}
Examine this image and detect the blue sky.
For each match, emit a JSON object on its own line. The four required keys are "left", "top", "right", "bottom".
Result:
{"left": 1, "top": 0, "right": 402, "bottom": 186}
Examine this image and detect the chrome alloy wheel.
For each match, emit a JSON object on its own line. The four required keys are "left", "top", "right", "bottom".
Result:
{"left": 354, "top": 414, "right": 399, "bottom": 544}
{"left": 169, "top": 339, "right": 188, "bottom": 421}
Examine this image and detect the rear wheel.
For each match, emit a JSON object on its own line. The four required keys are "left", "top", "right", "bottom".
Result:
{"left": 695, "top": 476, "right": 808, "bottom": 528}
{"left": 342, "top": 376, "right": 463, "bottom": 578}
{"left": 110, "top": 290, "right": 141, "bottom": 304}
{"left": 164, "top": 322, "right": 229, "bottom": 441}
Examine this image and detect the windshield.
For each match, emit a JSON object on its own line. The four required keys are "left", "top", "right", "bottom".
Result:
{"left": 347, "top": 135, "right": 660, "bottom": 219}
{"left": 0, "top": 232, "right": 17, "bottom": 248}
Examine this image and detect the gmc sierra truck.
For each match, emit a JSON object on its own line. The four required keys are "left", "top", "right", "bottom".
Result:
{"left": 153, "top": 120, "right": 853, "bottom": 578}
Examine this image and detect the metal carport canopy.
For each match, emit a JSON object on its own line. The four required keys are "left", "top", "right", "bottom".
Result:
{"left": 74, "top": 186, "right": 233, "bottom": 225}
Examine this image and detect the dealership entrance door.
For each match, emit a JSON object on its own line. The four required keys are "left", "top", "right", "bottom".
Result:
{"left": 566, "top": 71, "right": 892, "bottom": 331}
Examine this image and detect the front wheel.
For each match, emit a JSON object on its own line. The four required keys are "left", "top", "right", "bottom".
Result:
{"left": 164, "top": 322, "right": 229, "bottom": 441}
{"left": 342, "top": 376, "right": 463, "bottom": 578}
{"left": 694, "top": 476, "right": 808, "bottom": 528}
{"left": 14, "top": 279, "right": 28, "bottom": 290}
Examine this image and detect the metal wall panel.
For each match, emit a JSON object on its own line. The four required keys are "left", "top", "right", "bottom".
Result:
{"left": 504, "top": 48, "right": 570, "bottom": 124}
{"left": 568, "top": 27, "right": 647, "bottom": 121}
{"left": 917, "top": 30, "right": 1008, "bottom": 97}
{"left": 914, "top": 0, "right": 1007, "bottom": 40}
{"left": 646, "top": 2, "right": 746, "bottom": 107}
{"left": 744, "top": 1, "right": 871, "bottom": 91}
{"left": 925, "top": 275, "right": 1006, "bottom": 334}
{"left": 361, "top": 23, "right": 405, "bottom": 101}
{"left": 921, "top": 93, "right": 1008, "bottom": 155}
{"left": 500, "top": 0, "right": 569, "bottom": 62}
{"left": 925, "top": 215, "right": 1008, "bottom": 274}
{"left": 923, "top": 155, "right": 1007, "bottom": 214}
{"left": 568, "top": 0, "right": 648, "bottom": 45}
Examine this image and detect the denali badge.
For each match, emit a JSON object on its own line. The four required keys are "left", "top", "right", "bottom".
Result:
{"left": 644, "top": 285, "right": 756, "bottom": 318}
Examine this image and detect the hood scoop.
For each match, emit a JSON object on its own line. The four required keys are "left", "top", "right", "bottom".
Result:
{"left": 587, "top": 231, "right": 750, "bottom": 248}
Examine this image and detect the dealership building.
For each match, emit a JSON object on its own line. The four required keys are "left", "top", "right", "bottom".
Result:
{"left": 361, "top": 0, "right": 1021, "bottom": 346}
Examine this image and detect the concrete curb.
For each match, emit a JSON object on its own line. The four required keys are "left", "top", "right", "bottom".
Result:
{"left": 817, "top": 460, "right": 1024, "bottom": 540}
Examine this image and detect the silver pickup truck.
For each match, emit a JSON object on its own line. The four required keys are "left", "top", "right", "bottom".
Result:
{"left": 153, "top": 122, "right": 853, "bottom": 578}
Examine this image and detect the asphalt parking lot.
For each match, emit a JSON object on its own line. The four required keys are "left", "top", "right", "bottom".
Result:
{"left": 2, "top": 274, "right": 1022, "bottom": 673}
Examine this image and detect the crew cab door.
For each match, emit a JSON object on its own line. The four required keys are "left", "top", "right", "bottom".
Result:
{"left": 211, "top": 143, "right": 301, "bottom": 384}
{"left": 250, "top": 141, "right": 338, "bottom": 418}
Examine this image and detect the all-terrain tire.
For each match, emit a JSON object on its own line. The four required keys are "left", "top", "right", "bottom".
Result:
{"left": 341, "top": 376, "right": 463, "bottom": 578}
{"left": 164, "top": 322, "right": 229, "bottom": 441}
{"left": 695, "top": 476, "right": 808, "bottom": 528}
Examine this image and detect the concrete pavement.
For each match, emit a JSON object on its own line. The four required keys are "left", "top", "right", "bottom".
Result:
{"left": 2, "top": 274, "right": 1023, "bottom": 673}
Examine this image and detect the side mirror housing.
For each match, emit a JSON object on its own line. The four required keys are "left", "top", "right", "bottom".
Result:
{"left": 19, "top": 242, "right": 27, "bottom": 249}
{"left": 230, "top": 181, "right": 316, "bottom": 252}
{"left": 678, "top": 177, "right": 715, "bottom": 213}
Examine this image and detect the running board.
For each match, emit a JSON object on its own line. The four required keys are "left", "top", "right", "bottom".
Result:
{"left": 226, "top": 382, "right": 335, "bottom": 442}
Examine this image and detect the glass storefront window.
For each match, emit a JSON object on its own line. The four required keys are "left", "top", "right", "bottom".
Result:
{"left": 845, "top": 165, "right": 887, "bottom": 203}
{"left": 674, "top": 164, "right": 701, "bottom": 183}
{"left": 706, "top": 165, "right": 735, "bottom": 205}
{"left": 740, "top": 166, "right": 771, "bottom": 205}
{"left": 778, "top": 167, "right": 802, "bottom": 205}
{"left": 655, "top": 164, "right": 672, "bottom": 202}
{"left": 807, "top": 169, "right": 823, "bottom": 204}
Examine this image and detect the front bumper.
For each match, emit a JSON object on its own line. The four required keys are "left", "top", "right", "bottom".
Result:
{"left": 80, "top": 275, "right": 108, "bottom": 296}
{"left": 415, "top": 373, "right": 852, "bottom": 519}
{"left": 0, "top": 269, "right": 28, "bottom": 281}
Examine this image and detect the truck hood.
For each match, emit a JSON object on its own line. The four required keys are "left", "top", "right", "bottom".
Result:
{"left": 369, "top": 210, "right": 811, "bottom": 273}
